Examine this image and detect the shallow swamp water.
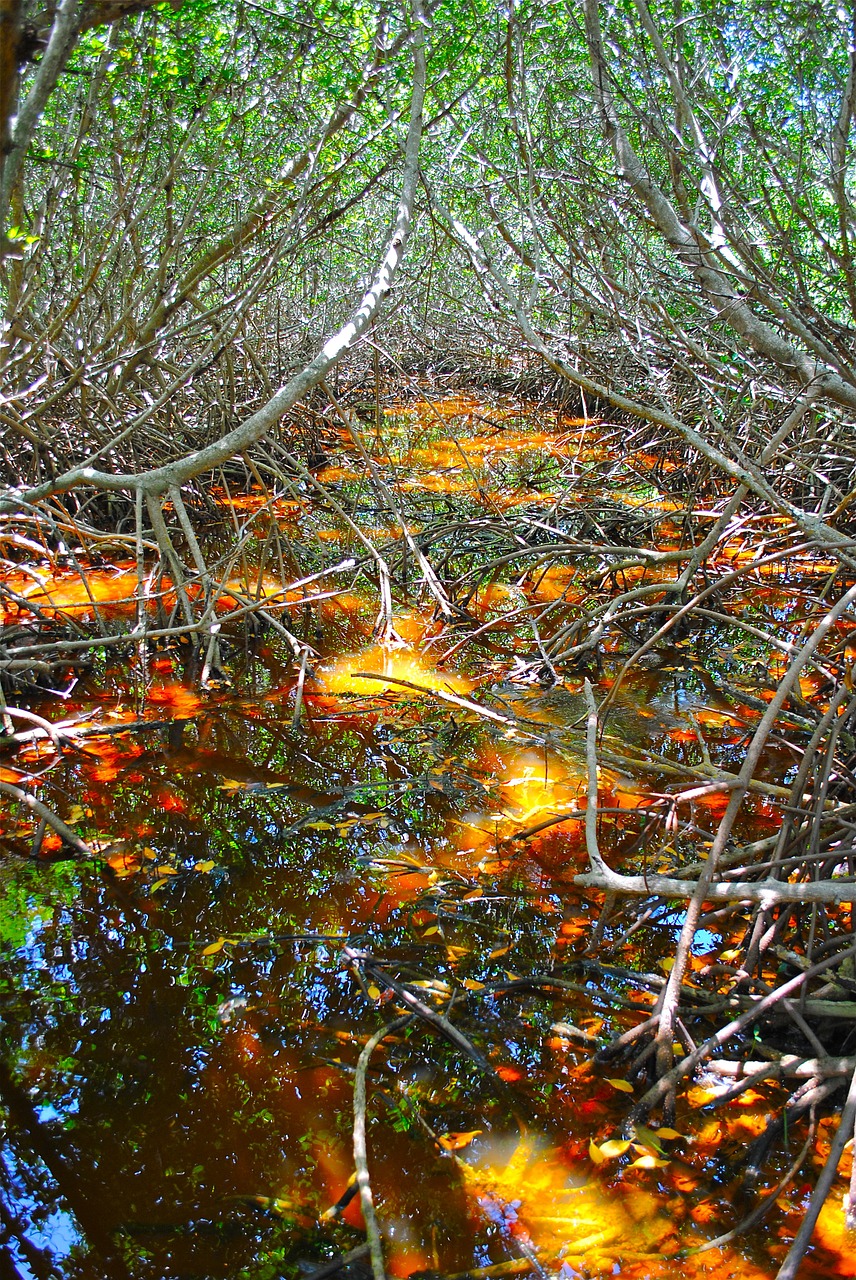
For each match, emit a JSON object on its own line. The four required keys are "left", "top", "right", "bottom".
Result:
{"left": 1, "top": 393, "right": 855, "bottom": 1280}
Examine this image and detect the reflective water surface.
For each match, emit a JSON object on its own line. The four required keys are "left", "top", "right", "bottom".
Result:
{"left": 1, "top": 396, "right": 854, "bottom": 1279}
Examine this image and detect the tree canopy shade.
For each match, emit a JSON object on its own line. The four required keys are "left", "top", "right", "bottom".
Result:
{"left": 2, "top": 0, "right": 855, "bottom": 503}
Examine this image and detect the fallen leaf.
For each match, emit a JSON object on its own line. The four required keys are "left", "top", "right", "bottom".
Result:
{"left": 438, "top": 1130, "right": 482, "bottom": 1151}
{"left": 606, "top": 1078, "right": 634, "bottom": 1093}
{"left": 495, "top": 1065, "right": 523, "bottom": 1083}
{"left": 194, "top": 860, "right": 216, "bottom": 872}
{"left": 599, "top": 1139, "right": 633, "bottom": 1158}
{"left": 106, "top": 852, "right": 141, "bottom": 877}
{"left": 202, "top": 938, "right": 226, "bottom": 956}
{"left": 627, "top": 1153, "right": 670, "bottom": 1169}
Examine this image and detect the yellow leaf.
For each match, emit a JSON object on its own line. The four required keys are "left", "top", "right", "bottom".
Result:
{"left": 202, "top": 938, "right": 225, "bottom": 956}
{"left": 628, "top": 1154, "right": 670, "bottom": 1169}
{"left": 658, "top": 957, "right": 675, "bottom": 973}
{"left": 422, "top": 925, "right": 440, "bottom": 937}
{"left": 655, "top": 1127, "right": 684, "bottom": 1141}
{"left": 438, "top": 1130, "right": 482, "bottom": 1152}
{"left": 194, "top": 860, "right": 216, "bottom": 873}
{"left": 632, "top": 1127, "right": 666, "bottom": 1154}
{"left": 445, "top": 946, "right": 470, "bottom": 961}
{"left": 463, "top": 979, "right": 485, "bottom": 991}
{"left": 142, "top": 847, "right": 157, "bottom": 859}
{"left": 462, "top": 888, "right": 483, "bottom": 901}
{"left": 149, "top": 878, "right": 171, "bottom": 892}
{"left": 411, "top": 980, "right": 450, "bottom": 996}
{"left": 599, "top": 1139, "right": 632, "bottom": 1158}
{"left": 489, "top": 945, "right": 511, "bottom": 959}
{"left": 367, "top": 984, "right": 381, "bottom": 1000}
{"left": 108, "top": 858, "right": 141, "bottom": 878}
{"left": 305, "top": 821, "right": 333, "bottom": 830}
{"left": 156, "top": 865, "right": 178, "bottom": 876}
{"left": 589, "top": 1139, "right": 606, "bottom": 1165}
{"left": 606, "top": 1078, "right": 634, "bottom": 1093}
{"left": 503, "top": 970, "right": 522, "bottom": 981}
{"left": 68, "top": 804, "right": 86, "bottom": 823}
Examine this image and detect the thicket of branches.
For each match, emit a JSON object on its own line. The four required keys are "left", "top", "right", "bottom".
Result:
{"left": 2, "top": 0, "right": 856, "bottom": 1273}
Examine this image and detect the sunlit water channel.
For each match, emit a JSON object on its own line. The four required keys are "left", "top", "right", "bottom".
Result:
{"left": 1, "top": 395, "right": 854, "bottom": 1280}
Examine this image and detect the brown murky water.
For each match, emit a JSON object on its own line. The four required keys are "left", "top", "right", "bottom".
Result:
{"left": 1, "top": 395, "right": 854, "bottom": 1279}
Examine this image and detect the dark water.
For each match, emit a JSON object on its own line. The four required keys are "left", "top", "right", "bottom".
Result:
{"left": 1, "top": 396, "right": 852, "bottom": 1280}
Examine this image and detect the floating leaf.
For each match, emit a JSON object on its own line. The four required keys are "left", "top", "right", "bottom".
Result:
{"left": 489, "top": 944, "right": 511, "bottom": 959}
{"left": 463, "top": 979, "right": 485, "bottom": 991}
{"left": 599, "top": 1139, "right": 633, "bottom": 1158}
{"left": 68, "top": 804, "right": 86, "bottom": 823}
{"left": 606, "top": 1078, "right": 634, "bottom": 1093}
{"left": 627, "top": 1153, "right": 670, "bottom": 1169}
{"left": 438, "top": 1130, "right": 482, "bottom": 1151}
{"left": 156, "top": 865, "right": 178, "bottom": 876}
{"left": 305, "top": 821, "right": 334, "bottom": 830}
{"left": 422, "top": 925, "right": 440, "bottom": 937}
{"left": 462, "top": 888, "right": 483, "bottom": 901}
{"left": 632, "top": 1126, "right": 666, "bottom": 1154}
{"left": 367, "top": 984, "right": 381, "bottom": 1000}
{"left": 589, "top": 1139, "right": 606, "bottom": 1165}
{"left": 655, "top": 1127, "right": 684, "bottom": 1141}
{"left": 202, "top": 937, "right": 226, "bottom": 956}
{"left": 411, "top": 980, "right": 450, "bottom": 996}
{"left": 194, "top": 860, "right": 216, "bottom": 873}
{"left": 106, "top": 852, "right": 141, "bottom": 877}
{"left": 495, "top": 1065, "right": 523, "bottom": 1083}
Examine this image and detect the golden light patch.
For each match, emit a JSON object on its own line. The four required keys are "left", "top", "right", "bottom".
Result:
{"left": 458, "top": 1135, "right": 673, "bottom": 1267}
{"left": 495, "top": 747, "right": 586, "bottom": 825}
{"left": 318, "top": 645, "right": 473, "bottom": 698}
{"left": 811, "top": 1196, "right": 856, "bottom": 1272}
